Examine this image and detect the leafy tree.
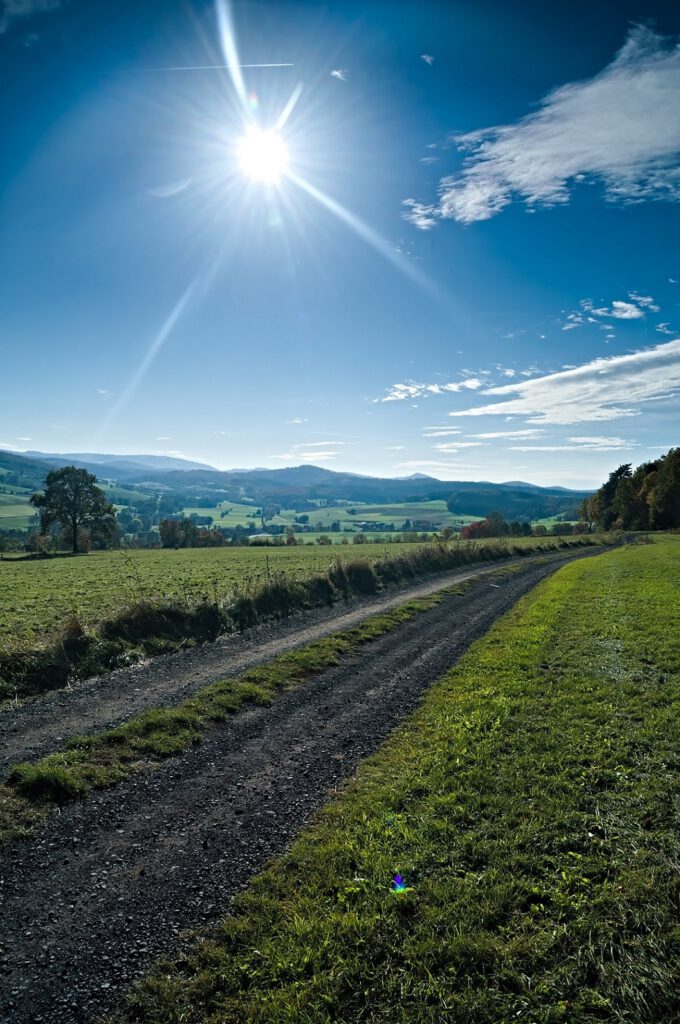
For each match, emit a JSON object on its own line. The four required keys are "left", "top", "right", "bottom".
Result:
{"left": 612, "top": 476, "right": 648, "bottom": 530}
{"left": 577, "top": 496, "right": 597, "bottom": 531}
{"left": 159, "top": 518, "right": 181, "bottom": 548}
{"left": 31, "top": 467, "right": 115, "bottom": 554}
{"left": 647, "top": 447, "right": 680, "bottom": 529}
{"left": 593, "top": 464, "right": 632, "bottom": 530}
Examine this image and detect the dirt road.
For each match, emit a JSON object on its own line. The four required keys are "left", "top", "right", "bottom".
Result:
{"left": 0, "top": 550, "right": 600, "bottom": 1024}
{"left": 2, "top": 551, "right": 581, "bottom": 769}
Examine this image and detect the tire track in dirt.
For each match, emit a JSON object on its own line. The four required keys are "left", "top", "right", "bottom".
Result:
{"left": 1, "top": 552, "right": 588, "bottom": 768}
{"left": 0, "top": 551, "right": 602, "bottom": 1024}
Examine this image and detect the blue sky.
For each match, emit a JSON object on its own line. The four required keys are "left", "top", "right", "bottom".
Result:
{"left": 1, "top": 0, "right": 679, "bottom": 487}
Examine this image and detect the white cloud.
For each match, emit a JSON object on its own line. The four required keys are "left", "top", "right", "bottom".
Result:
{"left": 402, "top": 198, "right": 439, "bottom": 230}
{"left": 1, "top": 0, "right": 61, "bottom": 34}
{"left": 656, "top": 322, "right": 674, "bottom": 335}
{"left": 407, "top": 26, "right": 680, "bottom": 225}
{"left": 511, "top": 436, "right": 637, "bottom": 452}
{"left": 97, "top": 388, "right": 113, "bottom": 397}
{"left": 285, "top": 417, "right": 308, "bottom": 424}
{"left": 569, "top": 435, "right": 632, "bottom": 445}
{"left": 377, "top": 378, "right": 482, "bottom": 402}
{"left": 330, "top": 69, "right": 347, "bottom": 81}
{"left": 420, "top": 156, "right": 440, "bottom": 165}
{"left": 155, "top": 436, "right": 172, "bottom": 441}
{"left": 565, "top": 295, "right": 653, "bottom": 326}
{"left": 422, "top": 429, "right": 462, "bottom": 437}
{"left": 421, "top": 54, "right": 434, "bottom": 65}
{"left": 433, "top": 441, "right": 485, "bottom": 451}
{"left": 298, "top": 452, "right": 336, "bottom": 461}
{"left": 585, "top": 298, "right": 645, "bottom": 320}
{"left": 502, "top": 369, "right": 516, "bottom": 377}
{"left": 469, "top": 429, "right": 544, "bottom": 439}
{"left": 301, "top": 440, "right": 351, "bottom": 447}
{"left": 449, "top": 338, "right": 680, "bottom": 424}
{"left": 385, "top": 445, "right": 406, "bottom": 451}
{"left": 628, "top": 291, "right": 660, "bottom": 311}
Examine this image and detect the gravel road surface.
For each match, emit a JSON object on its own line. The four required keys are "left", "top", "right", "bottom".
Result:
{"left": 0, "top": 550, "right": 601, "bottom": 1024}
{"left": 1, "top": 552, "right": 580, "bottom": 769}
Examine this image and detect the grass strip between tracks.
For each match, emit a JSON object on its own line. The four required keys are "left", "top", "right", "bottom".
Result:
{"left": 108, "top": 539, "right": 680, "bottom": 1024}
{"left": 1, "top": 569, "right": 505, "bottom": 845}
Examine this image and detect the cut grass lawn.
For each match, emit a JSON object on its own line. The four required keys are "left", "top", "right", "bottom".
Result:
{"left": 110, "top": 538, "right": 680, "bottom": 1024}
{"left": 1, "top": 581, "right": 476, "bottom": 845}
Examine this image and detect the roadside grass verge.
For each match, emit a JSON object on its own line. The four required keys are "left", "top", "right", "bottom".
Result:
{"left": 1, "top": 581, "right": 477, "bottom": 845}
{"left": 110, "top": 539, "right": 680, "bottom": 1024}
{"left": 0, "top": 535, "right": 607, "bottom": 703}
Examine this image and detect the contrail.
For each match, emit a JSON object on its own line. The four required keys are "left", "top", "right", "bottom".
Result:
{"left": 111, "top": 62, "right": 294, "bottom": 73}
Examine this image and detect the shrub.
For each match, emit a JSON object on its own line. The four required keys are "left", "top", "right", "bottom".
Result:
{"left": 344, "top": 560, "right": 378, "bottom": 595}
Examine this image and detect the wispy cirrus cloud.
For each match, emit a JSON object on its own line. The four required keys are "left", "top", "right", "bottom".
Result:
{"left": 404, "top": 26, "right": 680, "bottom": 227}
{"left": 432, "top": 441, "right": 485, "bottom": 451}
{"left": 468, "top": 429, "right": 544, "bottom": 439}
{"left": 420, "top": 54, "right": 434, "bottom": 66}
{"left": 330, "top": 68, "right": 347, "bottom": 81}
{"left": 422, "top": 429, "right": 462, "bottom": 438}
{"left": 449, "top": 338, "right": 680, "bottom": 424}
{"left": 510, "top": 435, "right": 637, "bottom": 452}
{"left": 376, "top": 378, "right": 484, "bottom": 402}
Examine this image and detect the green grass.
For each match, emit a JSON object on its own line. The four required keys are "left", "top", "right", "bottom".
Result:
{"left": 0, "top": 537, "right": 585, "bottom": 658}
{"left": 177, "top": 500, "right": 482, "bottom": 532}
{"left": 0, "top": 543, "right": 425, "bottom": 654}
{"left": 0, "top": 585, "right": 466, "bottom": 845}
{"left": 111, "top": 539, "right": 680, "bottom": 1024}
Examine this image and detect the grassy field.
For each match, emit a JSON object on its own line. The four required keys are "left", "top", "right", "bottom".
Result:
{"left": 0, "top": 492, "right": 36, "bottom": 530}
{"left": 0, "top": 537, "right": 588, "bottom": 655}
{"left": 180, "top": 499, "right": 481, "bottom": 533}
{"left": 114, "top": 538, "right": 680, "bottom": 1024}
{"left": 0, "top": 543, "right": 422, "bottom": 652}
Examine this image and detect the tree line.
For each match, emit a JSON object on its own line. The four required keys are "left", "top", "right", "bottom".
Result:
{"left": 578, "top": 447, "right": 680, "bottom": 532}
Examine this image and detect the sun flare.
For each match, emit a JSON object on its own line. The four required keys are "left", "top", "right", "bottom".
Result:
{"left": 237, "top": 128, "right": 290, "bottom": 184}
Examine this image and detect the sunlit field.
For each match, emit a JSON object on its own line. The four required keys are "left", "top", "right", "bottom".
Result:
{"left": 117, "top": 538, "right": 680, "bottom": 1024}
{"left": 0, "top": 536, "right": 587, "bottom": 655}
{"left": 0, "top": 542, "right": 423, "bottom": 652}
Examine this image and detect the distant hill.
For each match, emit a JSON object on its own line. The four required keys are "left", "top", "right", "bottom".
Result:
{"left": 23, "top": 451, "right": 217, "bottom": 474}
{"left": 0, "top": 450, "right": 592, "bottom": 521}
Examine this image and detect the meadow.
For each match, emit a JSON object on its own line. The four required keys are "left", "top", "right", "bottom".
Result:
{"left": 183, "top": 498, "right": 481, "bottom": 533}
{"left": 115, "top": 537, "right": 680, "bottom": 1024}
{"left": 0, "top": 537, "right": 590, "bottom": 656}
{"left": 0, "top": 491, "right": 36, "bottom": 531}
{"left": 0, "top": 543, "right": 402, "bottom": 653}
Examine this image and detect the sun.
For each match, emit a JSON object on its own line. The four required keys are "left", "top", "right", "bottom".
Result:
{"left": 237, "top": 127, "right": 290, "bottom": 185}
